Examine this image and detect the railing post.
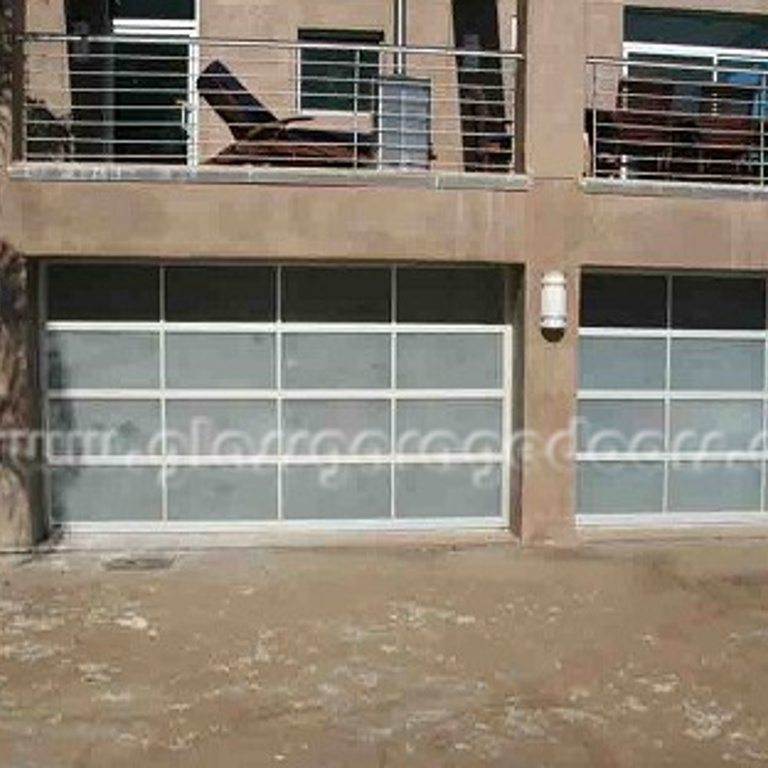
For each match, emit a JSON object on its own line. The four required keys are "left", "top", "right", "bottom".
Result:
{"left": 761, "top": 72, "right": 766, "bottom": 189}
{"left": 590, "top": 60, "right": 598, "bottom": 178}
{"left": 10, "top": 0, "right": 26, "bottom": 162}
{"left": 353, "top": 47, "right": 360, "bottom": 167}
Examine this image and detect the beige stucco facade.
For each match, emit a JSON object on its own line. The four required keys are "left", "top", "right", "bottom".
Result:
{"left": 5, "top": 0, "right": 768, "bottom": 547}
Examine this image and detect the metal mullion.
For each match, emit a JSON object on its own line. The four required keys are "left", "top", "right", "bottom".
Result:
{"left": 396, "top": 454, "right": 505, "bottom": 466}
{"left": 165, "top": 455, "right": 279, "bottom": 468}
{"left": 280, "top": 324, "right": 392, "bottom": 334}
{"left": 48, "top": 455, "right": 164, "bottom": 468}
{"left": 669, "top": 329, "right": 767, "bottom": 341}
{"left": 396, "top": 324, "right": 508, "bottom": 334}
{"left": 579, "top": 327, "right": 667, "bottom": 339}
{"left": 276, "top": 265, "right": 284, "bottom": 521}
{"left": 578, "top": 453, "right": 666, "bottom": 463}
{"left": 579, "top": 511, "right": 768, "bottom": 528}
{"left": 578, "top": 390, "right": 666, "bottom": 401}
{"left": 579, "top": 452, "right": 763, "bottom": 463}
{"left": 280, "top": 456, "right": 396, "bottom": 467}
{"left": 253, "top": 389, "right": 505, "bottom": 401}
{"left": 762, "top": 278, "right": 768, "bottom": 512}
{"left": 501, "top": 267, "right": 513, "bottom": 526}
{"left": 665, "top": 392, "right": 765, "bottom": 401}
{"left": 159, "top": 265, "right": 169, "bottom": 523}
{"left": 48, "top": 389, "right": 163, "bottom": 401}
{"left": 46, "top": 321, "right": 161, "bottom": 333}
{"left": 40, "top": 263, "right": 53, "bottom": 531}
{"left": 164, "top": 322, "right": 277, "bottom": 333}
{"left": 391, "top": 266, "right": 398, "bottom": 520}
{"left": 164, "top": 389, "right": 277, "bottom": 401}
{"left": 663, "top": 276, "right": 673, "bottom": 515}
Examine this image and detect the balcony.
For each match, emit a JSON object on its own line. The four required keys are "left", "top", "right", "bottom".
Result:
{"left": 586, "top": 56, "right": 768, "bottom": 190}
{"left": 17, "top": 33, "right": 523, "bottom": 187}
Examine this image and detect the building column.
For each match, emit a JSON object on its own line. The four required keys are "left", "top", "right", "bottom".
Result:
{"left": 0, "top": 245, "right": 44, "bottom": 550}
{"left": 517, "top": 252, "right": 581, "bottom": 544}
{"left": 514, "top": 0, "right": 587, "bottom": 543}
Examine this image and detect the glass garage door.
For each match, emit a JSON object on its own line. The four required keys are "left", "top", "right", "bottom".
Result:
{"left": 43, "top": 263, "right": 512, "bottom": 529}
{"left": 578, "top": 272, "right": 768, "bottom": 524}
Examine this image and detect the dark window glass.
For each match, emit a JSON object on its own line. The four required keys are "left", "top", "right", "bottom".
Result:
{"left": 397, "top": 267, "right": 505, "bottom": 324}
{"left": 672, "top": 276, "right": 766, "bottom": 330}
{"left": 113, "top": 41, "right": 189, "bottom": 164}
{"left": 625, "top": 8, "right": 768, "bottom": 51}
{"left": 581, "top": 274, "right": 668, "bottom": 328}
{"left": 48, "top": 264, "right": 159, "bottom": 321}
{"left": 113, "top": 0, "right": 194, "bottom": 20}
{"left": 282, "top": 268, "right": 391, "bottom": 323}
{"left": 299, "top": 29, "right": 382, "bottom": 113}
{"left": 166, "top": 267, "right": 276, "bottom": 322}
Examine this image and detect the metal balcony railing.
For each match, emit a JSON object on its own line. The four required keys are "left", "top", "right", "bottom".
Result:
{"left": 586, "top": 56, "right": 768, "bottom": 186}
{"left": 20, "top": 33, "right": 522, "bottom": 177}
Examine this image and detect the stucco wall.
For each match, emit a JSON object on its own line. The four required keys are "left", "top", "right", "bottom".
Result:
{"left": 11, "top": 0, "right": 768, "bottom": 545}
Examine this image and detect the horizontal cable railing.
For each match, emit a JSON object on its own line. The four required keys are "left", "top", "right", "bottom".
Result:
{"left": 586, "top": 56, "right": 768, "bottom": 186}
{"left": 21, "top": 32, "right": 522, "bottom": 176}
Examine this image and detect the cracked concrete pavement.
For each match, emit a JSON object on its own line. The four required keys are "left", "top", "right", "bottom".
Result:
{"left": 2, "top": 540, "right": 768, "bottom": 766}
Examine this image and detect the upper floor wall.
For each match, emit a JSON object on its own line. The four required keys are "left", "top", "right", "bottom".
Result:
{"left": 19, "top": 0, "right": 521, "bottom": 176}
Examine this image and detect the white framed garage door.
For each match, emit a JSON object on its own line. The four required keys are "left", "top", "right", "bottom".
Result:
{"left": 578, "top": 271, "right": 768, "bottom": 526}
{"left": 42, "top": 263, "right": 513, "bottom": 531}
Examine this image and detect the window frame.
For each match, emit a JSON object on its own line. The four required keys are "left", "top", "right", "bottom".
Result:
{"left": 296, "top": 29, "right": 385, "bottom": 116}
{"left": 40, "top": 262, "right": 514, "bottom": 532}
{"left": 578, "top": 270, "right": 768, "bottom": 526}
{"left": 111, "top": 14, "right": 200, "bottom": 166}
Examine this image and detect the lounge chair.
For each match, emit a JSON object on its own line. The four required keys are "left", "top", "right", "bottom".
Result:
{"left": 197, "top": 60, "right": 375, "bottom": 168}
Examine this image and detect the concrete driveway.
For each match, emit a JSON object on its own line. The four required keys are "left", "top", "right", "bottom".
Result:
{"left": 2, "top": 539, "right": 768, "bottom": 767}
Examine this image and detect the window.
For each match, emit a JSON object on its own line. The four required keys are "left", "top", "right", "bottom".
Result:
{"left": 299, "top": 29, "right": 383, "bottom": 113}
{"left": 112, "top": 1, "right": 195, "bottom": 20}
{"left": 623, "top": 8, "right": 768, "bottom": 117}
{"left": 44, "top": 264, "right": 513, "bottom": 526}
{"left": 109, "top": 1, "right": 198, "bottom": 164}
{"left": 578, "top": 272, "right": 768, "bottom": 521}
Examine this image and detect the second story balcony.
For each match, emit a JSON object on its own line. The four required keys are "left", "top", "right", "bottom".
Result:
{"left": 586, "top": 22, "right": 768, "bottom": 190}
{"left": 18, "top": 32, "right": 523, "bottom": 185}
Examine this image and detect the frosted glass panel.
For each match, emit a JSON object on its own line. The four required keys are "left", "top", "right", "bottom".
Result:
{"left": 48, "top": 332, "right": 159, "bottom": 390}
{"left": 283, "top": 334, "right": 390, "bottom": 390}
{"left": 51, "top": 467, "right": 162, "bottom": 522}
{"left": 396, "top": 464, "right": 502, "bottom": 519}
{"left": 671, "top": 339, "right": 764, "bottom": 391}
{"left": 670, "top": 401, "right": 763, "bottom": 452}
{"left": 166, "top": 334, "right": 275, "bottom": 390}
{"left": 398, "top": 334, "right": 502, "bottom": 389}
{"left": 580, "top": 338, "right": 666, "bottom": 390}
{"left": 578, "top": 401, "right": 664, "bottom": 453}
{"left": 578, "top": 462, "right": 664, "bottom": 514}
{"left": 166, "top": 401, "right": 277, "bottom": 456}
{"left": 167, "top": 467, "right": 278, "bottom": 521}
{"left": 283, "top": 401, "right": 390, "bottom": 456}
{"left": 397, "top": 401, "right": 503, "bottom": 454}
{"left": 668, "top": 462, "right": 761, "bottom": 512}
{"left": 283, "top": 465, "right": 391, "bottom": 520}
{"left": 48, "top": 400, "right": 161, "bottom": 456}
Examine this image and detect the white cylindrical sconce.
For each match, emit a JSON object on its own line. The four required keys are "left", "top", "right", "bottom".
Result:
{"left": 541, "top": 271, "right": 567, "bottom": 331}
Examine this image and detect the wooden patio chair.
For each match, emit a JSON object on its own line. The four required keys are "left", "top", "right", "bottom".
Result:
{"left": 694, "top": 82, "right": 757, "bottom": 183}
{"left": 197, "top": 60, "right": 375, "bottom": 168}
{"left": 612, "top": 78, "right": 675, "bottom": 179}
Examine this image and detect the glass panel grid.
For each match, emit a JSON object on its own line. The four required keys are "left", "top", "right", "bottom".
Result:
{"left": 579, "top": 272, "right": 768, "bottom": 518}
{"left": 43, "top": 263, "right": 512, "bottom": 526}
